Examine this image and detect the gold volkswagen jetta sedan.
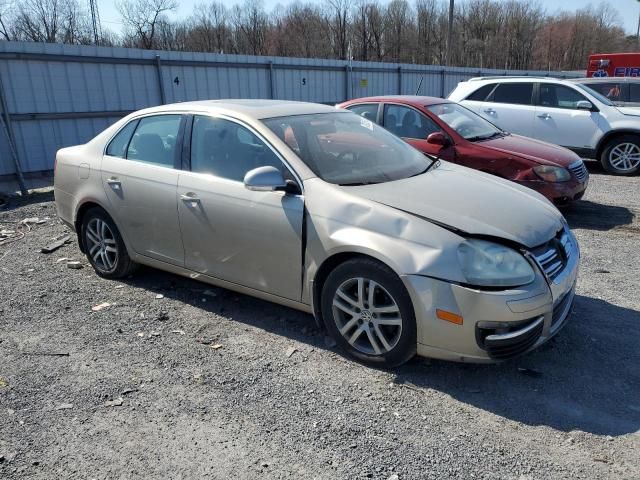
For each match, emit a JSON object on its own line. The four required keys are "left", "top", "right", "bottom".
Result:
{"left": 54, "top": 100, "right": 579, "bottom": 367}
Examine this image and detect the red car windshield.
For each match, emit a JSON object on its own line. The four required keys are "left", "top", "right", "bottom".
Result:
{"left": 428, "top": 103, "right": 502, "bottom": 141}
{"left": 264, "top": 112, "right": 433, "bottom": 185}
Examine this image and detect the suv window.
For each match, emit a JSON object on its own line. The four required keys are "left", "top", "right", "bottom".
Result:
{"left": 491, "top": 83, "right": 533, "bottom": 105}
{"left": 191, "top": 115, "right": 284, "bottom": 182}
{"left": 106, "top": 120, "right": 139, "bottom": 158}
{"left": 585, "top": 82, "right": 623, "bottom": 102}
{"left": 466, "top": 83, "right": 495, "bottom": 101}
{"left": 630, "top": 84, "right": 640, "bottom": 103}
{"left": 383, "top": 104, "right": 440, "bottom": 139}
{"left": 127, "top": 115, "right": 181, "bottom": 167}
{"left": 539, "top": 84, "right": 588, "bottom": 109}
{"left": 346, "top": 104, "right": 379, "bottom": 122}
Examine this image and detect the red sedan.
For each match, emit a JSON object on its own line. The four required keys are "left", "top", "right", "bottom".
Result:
{"left": 338, "top": 96, "right": 588, "bottom": 206}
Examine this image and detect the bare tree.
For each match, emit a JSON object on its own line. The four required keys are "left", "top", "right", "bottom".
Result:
{"left": 231, "top": 0, "right": 268, "bottom": 55}
{"left": 10, "top": 0, "right": 92, "bottom": 44}
{"left": 117, "top": 0, "right": 177, "bottom": 49}
{"left": 325, "top": 0, "right": 349, "bottom": 59}
{"left": 184, "top": 2, "right": 231, "bottom": 53}
{"left": 0, "top": 0, "right": 13, "bottom": 40}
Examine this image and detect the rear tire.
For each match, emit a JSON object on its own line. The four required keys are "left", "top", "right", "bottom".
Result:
{"left": 321, "top": 258, "right": 417, "bottom": 368}
{"left": 81, "top": 207, "right": 137, "bottom": 279}
{"left": 600, "top": 135, "right": 640, "bottom": 175}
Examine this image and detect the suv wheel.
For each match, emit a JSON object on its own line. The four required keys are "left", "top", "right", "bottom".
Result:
{"left": 321, "top": 258, "right": 417, "bottom": 368}
{"left": 601, "top": 135, "right": 640, "bottom": 175}
{"left": 81, "top": 207, "right": 137, "bottom": 278}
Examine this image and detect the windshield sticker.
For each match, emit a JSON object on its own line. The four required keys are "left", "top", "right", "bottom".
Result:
{"left": 360, "top": 117, "right": 373, "bottom": 131}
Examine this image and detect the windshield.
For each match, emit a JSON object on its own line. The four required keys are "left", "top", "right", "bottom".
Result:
{"left": 427, "top": 103, "right": 502, "bottom": 141}
{"left": 574, "top": 83, "right": 614, "bottom": 106}
{"left": 263, "top": 111, "right": 433, "bottom": 185}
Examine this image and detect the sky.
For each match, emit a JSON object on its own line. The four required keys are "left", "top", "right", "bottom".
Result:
{"left": 98, "top": 0, "right": 640, "bottom": 36}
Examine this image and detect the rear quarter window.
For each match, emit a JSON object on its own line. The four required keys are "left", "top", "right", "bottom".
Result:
{"left": 465, "top": 83, "right": 495, "bottom": 101}
{"left": 106, "top": 120, "right": 138, "bottom": 158}
{"left": 630, "top": 84, "right": 640, "bottom": 103}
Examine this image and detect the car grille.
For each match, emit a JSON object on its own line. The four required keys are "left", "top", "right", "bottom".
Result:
{"left": 531, "top": 229, "right": 573, "bottom": 281}
{"left": 568, "top": 160, "right": 588, "bottom": 182}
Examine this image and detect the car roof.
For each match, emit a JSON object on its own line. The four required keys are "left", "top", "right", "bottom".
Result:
{"left": 466, "top": 76, "right": 574, "bottom": 84}
{"left": 131, "top": 99, "right": 340, "bottom": 120}
{"left": 343, "top": 95, "right": 450, "bottom": 106}
{"left": 568, "top": 77, "right": 640, "bottom": 84}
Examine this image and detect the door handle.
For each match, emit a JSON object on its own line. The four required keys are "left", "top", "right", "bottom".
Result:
{"left": 180, "top": 193, "right": 201, "bottom": 205}
{"left": 106, "top": 177, "right": 121, "bottom": 189}
{"left": 537, "top": 113, "right": 551, "bottom": 119}
{"left": 484, "top": 108, "right": 495, "bottom": 114}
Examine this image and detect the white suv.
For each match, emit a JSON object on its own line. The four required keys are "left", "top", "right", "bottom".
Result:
{"left": 448, "top": 76, "right": 640, "bottom": 175}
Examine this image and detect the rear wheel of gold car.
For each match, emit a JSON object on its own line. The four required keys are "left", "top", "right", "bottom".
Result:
{"left": 81, "top": 207, "right": 137, "bottom": 279}
{"left": 321, "top": 258, "right": 416, "bottom": 368}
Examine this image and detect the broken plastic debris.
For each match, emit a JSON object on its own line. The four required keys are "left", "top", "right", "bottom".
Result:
{"left": 91, "top": 302, "right": 111, "bottom": 312}
{"left": 104, "top": 398, "right": 123, "bottom": 407}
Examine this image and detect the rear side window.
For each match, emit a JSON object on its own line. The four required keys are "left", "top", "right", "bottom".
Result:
{"left": 539, "top": 84, "right": 588, "bottom": 109}
{"left": 383, "top": 104, "right": 441, "bottom": 139}
{"left": 106, "top": 120, "right": 138, "bottom": 158}
{"left": 466, "top": 83, "right": 495, "bottom": 101}
{"left": 630, "top": 84, "right": 640, "bottom": 103}
{"left": 584, "top": 82, "right": 623, "bottom": 102}
{"left": 491, "top": 83, "right": 533, "bottom": 105}
{"left": 127, "top": 115, "right": 182, "bottom": 168}
{"left": 346, "top": 104, "right": 379, "bottom": 122}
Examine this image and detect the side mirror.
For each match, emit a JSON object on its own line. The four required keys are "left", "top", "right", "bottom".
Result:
{"left": 426, "top": 132, "right": 451, "bottom": 146}
{"left": 576, "top": 100, "right": 593, "bottom": 111}
{"left": 244, "top": 166, "right": 287, "bottom": 192}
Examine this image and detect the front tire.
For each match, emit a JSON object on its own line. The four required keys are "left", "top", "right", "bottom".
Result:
{"left": 321, "top": 258, "right": 417, "bottom": 368}
{"left": 600, "top": 135, "right": 640, "bottom": 175}
{"left": 81, "top": 207, "right": 137, "bottom": 278}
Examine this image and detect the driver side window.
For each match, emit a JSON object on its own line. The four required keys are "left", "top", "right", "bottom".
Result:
{"left": 190, "top": 116, "right": 285, "bottom": 182}
{"left": 383, "top": 104, "right": 440, "bottom": 139}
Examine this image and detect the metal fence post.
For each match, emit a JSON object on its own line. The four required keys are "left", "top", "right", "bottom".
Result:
{"left": 0, "top": 73, "right": 27, "bottom": 195}
{"left": 398, "top": 66, "right": 402, "bottom": 94}
{"left": 440, "top": 68, "right": 446, "bottom": 98}
{"left": 345, "top": 64, "right": 351, "bottom": 101}
{"left": 268, "top": 61, "right": 275, "bottom": 99}
{"left": 155, "top": 54, "right": 166, "bottom": 105}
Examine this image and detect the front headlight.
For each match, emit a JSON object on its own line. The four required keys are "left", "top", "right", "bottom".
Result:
{"left": 533, "top": 165, "right": 571, "bottom": 182}
{"left": 457, "top": 239, "right": 535, "bottom": 287}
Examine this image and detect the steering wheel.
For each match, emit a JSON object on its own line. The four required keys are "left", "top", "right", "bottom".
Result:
{"left": 336, "top": 151, "right": 356, "bottom": 162}
{"left": 456, "top": 123, "right": 478, "bottom": 138}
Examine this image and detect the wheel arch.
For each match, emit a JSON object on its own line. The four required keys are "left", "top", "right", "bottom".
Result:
{"left": 595, "top": 129, "right": 640, "bottom": 160}
{"left": 74, "top": 200, "right": 122, "bottom": 254}
{"left": 311, "top": 251, "right": 404, "bottom": 332}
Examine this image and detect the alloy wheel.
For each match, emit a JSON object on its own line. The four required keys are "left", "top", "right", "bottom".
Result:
{"left": 331, "top": 277, "right": 403, "bottom": 355}
{"left": 609, "top": 142, "right": 640, "bottom": 172}
{"left": 85, "top": 217, "right": 119, "bottom": 272}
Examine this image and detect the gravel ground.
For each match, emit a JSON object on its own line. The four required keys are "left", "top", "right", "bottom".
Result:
{"left": 1, "top": 163, "right": 639, "bottom": 479}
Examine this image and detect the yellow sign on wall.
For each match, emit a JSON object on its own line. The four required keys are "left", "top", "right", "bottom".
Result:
{"left": 359, "top": 78, "right": 368, "bottom": 88}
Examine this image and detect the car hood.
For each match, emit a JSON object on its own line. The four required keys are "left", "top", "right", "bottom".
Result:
{"left": 343, "top": 162, "right": 563, "bottom": 248}
{"left": 616, "top": 106, "right": 640, "bottom": 117}
{"left": 477, "top": 134, "right": 580, "bottom": 167}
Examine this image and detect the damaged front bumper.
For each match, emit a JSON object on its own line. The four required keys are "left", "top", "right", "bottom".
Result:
{"left": 402, "top": 234, "right": 579, "bottom": 363}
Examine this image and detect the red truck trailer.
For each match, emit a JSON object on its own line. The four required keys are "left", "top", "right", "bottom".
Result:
{"left": 587, "top": 53, "right": 640, "bottom": 77}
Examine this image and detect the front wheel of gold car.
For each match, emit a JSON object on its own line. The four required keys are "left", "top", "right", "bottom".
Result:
{"left": 81, "top": 207, "right": 137, "bottom": 279}
{"left": 321, "top": 258, "right": 417, "bottom": 368}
